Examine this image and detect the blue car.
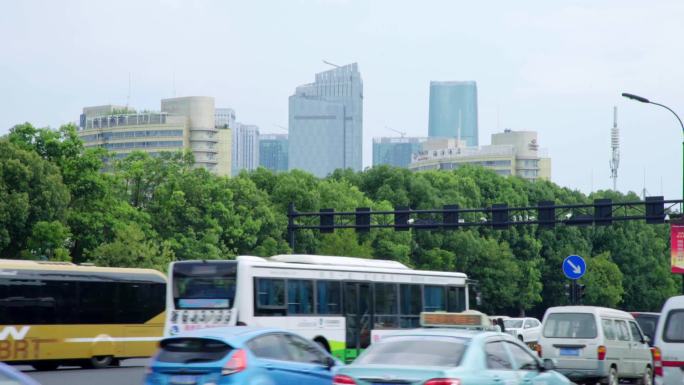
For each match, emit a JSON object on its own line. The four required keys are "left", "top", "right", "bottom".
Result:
{"left": 0, "top": 362, "right": 41, "bottom": 385}
{"left": 145, "top": 327, "right": 341, "bottom": 385}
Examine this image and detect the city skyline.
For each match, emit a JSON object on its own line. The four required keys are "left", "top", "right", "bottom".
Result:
{"left": 1, "top": 1, "right": 684, "bottom": 198}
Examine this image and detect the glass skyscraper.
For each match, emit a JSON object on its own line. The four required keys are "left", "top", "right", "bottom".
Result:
{"left": 372, "top": 137, "right": 427, "bottom": 168}
{"left": 232, "top": 123, "right": 260, "bottom": 175}
{"left": 259, "top": 134, "right": 289, "bottom": 172}
{"left": 289, "top": 63, "right": 363, "bottom": 177}
{"left": 428, "top": 81, "right": 478, "bottom": 146}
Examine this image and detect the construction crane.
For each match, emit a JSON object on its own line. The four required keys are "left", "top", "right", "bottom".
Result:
{"left": 386, "top": 126, "right": 406, "bottom": 138}
{"left": 322, "top": 60, "right": 340, "bottom": 68}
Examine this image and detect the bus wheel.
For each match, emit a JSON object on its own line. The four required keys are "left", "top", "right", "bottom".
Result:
{"left": 32, "top": 362, "right": 59, "bottom": 371}
{"left": 83, "top": 355, "right": 113, "bottom": 369}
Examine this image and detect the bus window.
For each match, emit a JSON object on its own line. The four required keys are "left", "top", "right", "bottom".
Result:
{"left": 374, "top": 283, "right": 398, "bottom": 329}
{"left": 447, "top": 286, "right": 465, "bottom": 312}
{"left": 173, "top": 262, "right": 236, "bottom": 309}
{"left": 255, "top": 278, "right": 286, "bottom": 316}
{"left": 79, "top": 282, "right": 118, "bottom": 323}
{"left": 424, "top": 285, "right": 446, "bottom": 312}
{"left": 400, "top": 284, "right": 421, "bottom": 328}
{"left": 287, "top": 280, "right": 313, "bottom": 314}
{"left": 316, "top": 281, "right": 341, "bottom": 314}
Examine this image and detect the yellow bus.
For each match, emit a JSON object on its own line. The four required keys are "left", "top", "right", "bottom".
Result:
{"left": 0, "top": 259, "right": 166, "bottom": 370}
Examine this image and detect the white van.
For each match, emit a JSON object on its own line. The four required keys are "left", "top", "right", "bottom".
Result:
{"left": 538, "top": 306, "right": 652, "bottom": 385}
{"left": 653, "top": 295, "right": 684, "bottom": 385}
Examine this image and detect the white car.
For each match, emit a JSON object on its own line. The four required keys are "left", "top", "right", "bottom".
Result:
{"left": 653, "top": 295, "right": 684, "bottom": 385}
{"left": 504, "top": 317, "right": 542, "bottom": 343}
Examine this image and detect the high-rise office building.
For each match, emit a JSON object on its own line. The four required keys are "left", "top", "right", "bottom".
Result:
{"left": 289, "top": 63, "right": 363, "bottom": 177}
{"left": 215, "top": 108, "right": 236, "bottom": 129}
{"left": 259, "top": 134, "right": 289, "bottom": 172}
{"left": 428, "top": 81, "right": 478, "bottom": 146}
{"left": 78, "top": 96, "right": 231, "bottom": 176}
{"left": 372, "top": 137, "right": 427, "bottom": 168}
{"left": 232, "top": 123, "right": 260, "bottom": 175}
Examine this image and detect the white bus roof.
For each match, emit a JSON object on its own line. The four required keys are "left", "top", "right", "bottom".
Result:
{"left": 269, "top": 254, "right": 410, "bottom": 269}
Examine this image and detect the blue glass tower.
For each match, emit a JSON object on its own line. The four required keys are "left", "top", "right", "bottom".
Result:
{"left": 428, "top": 81, "right": 478, "bottom": 146}
{"left": 259, "top": 134, "right": 289, "bottom": 172}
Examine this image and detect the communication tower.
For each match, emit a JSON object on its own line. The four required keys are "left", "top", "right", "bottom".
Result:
{"left": 609, "top": 106, "right": 620, "bottom": 191}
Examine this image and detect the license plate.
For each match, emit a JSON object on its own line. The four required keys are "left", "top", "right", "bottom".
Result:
{"left": 170, "top": 375, "right": 197, "bottom": 385}
{"left": 559, "top": 348, "right": 580, "bottom": 356}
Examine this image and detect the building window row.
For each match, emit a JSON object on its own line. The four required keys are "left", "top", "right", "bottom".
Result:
{"left": 81, "top": 129, "right": 184, "bottom": 143}
{"left": 84, "top": 113, "right": 168, "bottom": 129}
{"left": 102, "top": 140, "right": 183, "bottom": 150}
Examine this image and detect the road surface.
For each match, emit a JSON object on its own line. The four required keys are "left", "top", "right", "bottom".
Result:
{"left": 20, "top": 358, "right": 148, "bottom": 385}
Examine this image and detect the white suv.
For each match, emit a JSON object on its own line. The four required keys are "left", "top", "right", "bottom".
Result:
{"left": 504, "top": 317, "right": 542, "bottom": 343}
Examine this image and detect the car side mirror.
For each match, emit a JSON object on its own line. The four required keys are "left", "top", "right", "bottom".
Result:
{"left": 325, "top": 356, "right": 336, "bottom": 370}
{"left": 541, "top": 359, "right": 556, "bottom": 371}
{"left": 642, "top": 336, "right": 651, "bottom": 345}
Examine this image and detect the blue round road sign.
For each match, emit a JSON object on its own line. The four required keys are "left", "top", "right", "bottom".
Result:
{"left": 563, "top": 255, "right": 586, "bottom": 280}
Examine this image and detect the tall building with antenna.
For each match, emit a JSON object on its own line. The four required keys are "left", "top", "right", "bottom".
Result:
{"left": 609, "top": 106, "right": 620, "bottom": 191}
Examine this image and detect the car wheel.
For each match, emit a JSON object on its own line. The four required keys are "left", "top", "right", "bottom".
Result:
{"left": 640, "top": 367, "right": 652, "bottom": 385}
{"left": 606, "top": 367, "right": 618, "bottom": 385}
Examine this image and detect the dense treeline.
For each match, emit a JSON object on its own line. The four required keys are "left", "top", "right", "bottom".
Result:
{"left": 0, "top": 123, "right": 680, "bottom": 316}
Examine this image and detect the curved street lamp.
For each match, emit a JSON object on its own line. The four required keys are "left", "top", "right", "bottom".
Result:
{"left": 622, "top": 92, "right": 684, "bottom": 293}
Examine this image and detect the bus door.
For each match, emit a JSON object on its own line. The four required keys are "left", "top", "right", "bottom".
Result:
{"left": 343, "top": 282, "right": 372, "bottom": 360}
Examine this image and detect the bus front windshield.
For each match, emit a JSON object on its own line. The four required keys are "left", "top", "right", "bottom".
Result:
{"left": 173, "top": 262, "right": 237, "bottom": 309}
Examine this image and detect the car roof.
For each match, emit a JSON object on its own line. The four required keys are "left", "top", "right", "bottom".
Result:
{"left": 376, "top": 327, "right": 511, "bottom": 341}
{"left": 546, "top": 305, "right": 633, "bottom": 319}
{"left": 163, "top": 327, "right": 288, "bottom": 345}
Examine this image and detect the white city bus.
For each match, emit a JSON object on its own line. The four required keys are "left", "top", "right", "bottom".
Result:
{"left": 165, "top": 254, "right": 469, "bottom": 361}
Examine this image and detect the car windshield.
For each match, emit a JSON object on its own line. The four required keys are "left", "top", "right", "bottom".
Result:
{"left": 633, "top": 314, "right": 658, "bottom": 342}
{"left": 354, "top": 336, "right": 467, "bottom": 367}
{"left": 157, "top": 338, "right": 232, "bottom": 364}
{"left": 504, "top": 320, "right": 523, "bottom": 328}
{"left": 543, "top": 313, "right": 597, "bottom": 338}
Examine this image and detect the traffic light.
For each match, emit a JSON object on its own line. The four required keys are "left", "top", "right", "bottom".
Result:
{"left": 564, "top": 283, "right": 572, "bottom": 302}
{"left": 355, "top": 207, "right": 371, "bottom": 233}
{"left": 443, "top": 204, "right": 460, "bottom": 229}
{"left": 491, "top": 204, "right": 509, "bottom": 229}
{"left": 320, "top": 208, "right": 334, "bottom": 233}
{"left": 394, "top": 206, "right": 410, "bottom": 231}
{"left": 594, "top": 199, "right": 613, "bottom": 226}
{"left": 645, "top": 196, "right": 665, "bottom": 224}
{"left": 538, "top": 201, "right": 556, "bottom": 228}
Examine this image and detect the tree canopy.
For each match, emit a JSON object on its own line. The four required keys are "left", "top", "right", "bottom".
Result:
{"left": 1, "top": 123, "right": 680, "bottom": 316}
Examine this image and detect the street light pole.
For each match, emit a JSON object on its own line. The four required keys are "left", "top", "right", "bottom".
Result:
{"left": 622, "top": 92, "right": 684, "bottom": 293}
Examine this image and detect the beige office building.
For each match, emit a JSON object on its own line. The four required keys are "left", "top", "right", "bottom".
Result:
{"left": 78, "top": 96, "right": 231, "bottom": 176}
{"left": 409, "top": 129, "right": 551, "bottom": 181}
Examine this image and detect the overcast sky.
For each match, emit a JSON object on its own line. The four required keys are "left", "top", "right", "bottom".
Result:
{"left": 2, "top": 0, "right": 683, "bottom": 199}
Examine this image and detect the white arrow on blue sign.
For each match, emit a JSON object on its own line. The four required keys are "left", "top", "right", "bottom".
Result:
{"left": 563, "top": 255, "right": 586, "bottom": 280}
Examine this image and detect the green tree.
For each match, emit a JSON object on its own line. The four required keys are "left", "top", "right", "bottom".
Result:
{"left": 25, "top": 220, "right": 72, "bottom": 261}
{"left": 90, "top": 223, "right": 175, "bottom": 271}
{"left": 581, "top": 252, "right": 624, "bottom": 307}
{"left": 0, "top": 140, "right": 70, "bottom": 258}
